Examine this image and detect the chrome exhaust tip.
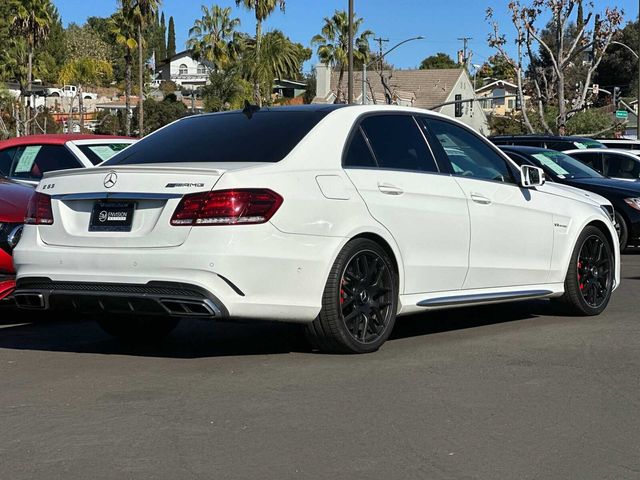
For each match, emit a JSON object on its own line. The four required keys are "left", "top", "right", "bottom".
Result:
{"left": 159, "top": 299, "right": 219, "bottom": 318}
{"left": 14, "top": 293, "right": 46, "bottom": 309}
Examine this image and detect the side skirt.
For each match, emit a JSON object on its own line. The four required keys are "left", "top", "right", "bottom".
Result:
{"left": 416, "top": 290, "right": 554, "bottom": 309}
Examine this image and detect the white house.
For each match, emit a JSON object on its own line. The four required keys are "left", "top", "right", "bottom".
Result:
{"left": 156, "top": 50, "right": 211, "bottom": 89}
{"left": 313, "top": 64, "right": 489, "bottom": 135}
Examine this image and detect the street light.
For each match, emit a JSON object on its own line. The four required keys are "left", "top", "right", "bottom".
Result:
{"left": 610, "top": 40, "right": 640, "bottom": 138}
{"left": 361, "top": 36, "right": 425, "bottom": 105}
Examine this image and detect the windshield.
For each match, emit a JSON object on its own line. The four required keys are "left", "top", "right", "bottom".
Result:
{"left": 530, "top": 150, "right": 603, "bottom": 179}
{"left": 104, "top": 110, "right": 331, "bottom": 166}
{"left": 78, "top": 143, "right": 131, "bottom": 165}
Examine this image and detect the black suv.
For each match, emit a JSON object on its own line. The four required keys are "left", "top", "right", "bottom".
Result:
{"left": 490, "top": 135, "right": 606, "bottom": 151}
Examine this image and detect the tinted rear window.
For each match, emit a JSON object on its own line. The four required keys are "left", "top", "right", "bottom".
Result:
{"left": 104, "top": 110, "right": 330, "bottom": 166}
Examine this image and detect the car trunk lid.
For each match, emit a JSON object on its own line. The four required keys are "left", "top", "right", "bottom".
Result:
{"left": 38, "top": 163, "right": 262, "bottom": 248}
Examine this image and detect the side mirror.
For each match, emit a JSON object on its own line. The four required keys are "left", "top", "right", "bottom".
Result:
{"left": 520, "top": 164, "right": 545, "bottom": 188}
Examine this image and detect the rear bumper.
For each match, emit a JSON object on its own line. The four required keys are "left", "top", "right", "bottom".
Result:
{"left": 14, "top": 278, "right": 227, "bottom": 318}
{"left": 14, "top": 223, "right": 345, "bottom": 322}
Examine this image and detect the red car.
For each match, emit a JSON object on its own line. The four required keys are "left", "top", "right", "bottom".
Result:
{"left": 0, "top": 134, "right": 136, "bottom": 186}
{"left": 0, "top": 177, "right": 33, "bottom": 301}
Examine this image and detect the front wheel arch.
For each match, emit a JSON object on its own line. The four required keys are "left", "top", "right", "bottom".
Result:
{"left": 585, "top": 220, "right": 617, "bottom": 254}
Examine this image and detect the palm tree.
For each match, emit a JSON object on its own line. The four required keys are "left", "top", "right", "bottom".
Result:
{"left": 188, "top": 5, "right": 241, "bottom": 72}
{"left": 132, "top": 0, "right": 161, "bottom": 138}
{"left": 235, "top": 0, "right": 285, "bottom": 106}
{"left": 312, "top": 10, "right": 373, "bottom": 103}
{"left": 110, "top": 3, "right": 137, "bottom": 136}
{"left": 254, "top": 30, "right": 305, "bottom": 84}
{"left": 59, "top": 58, "right": 113, "bottom": 132}
{"left": 9, "top": 0, "right": 53, "bottom": 134}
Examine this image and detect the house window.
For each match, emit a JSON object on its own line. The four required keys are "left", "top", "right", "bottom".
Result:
{"left": 508, "top": 99, "right": 515, "bottom": 109}
{"left": 197, "top": 64, "right": 206, "bottom": 75}
{"left": 179, "top": 64, "right": 188, "bottom": 75}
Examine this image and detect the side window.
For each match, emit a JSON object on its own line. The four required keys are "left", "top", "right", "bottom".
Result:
{"left": 0, "top": 147, "right": 17, "bottom": 176}
{"left": 545, "top": 141, "right": 571, "bottom": 150}
{"left": 604, "top": 153, "right": 640, "bottom": 179}
{"left": 344, "top": 128, "right": 377, "bottom": 168}
{"left": 421, "top": 117, "right": 514, "bottom": 183}
{"left": 360, "top": 115, "right": 439, "bottom": 173}
{"left": 11, "top": 145, "right": 81, "bottom": 181}
{"left": 572, "top": 152, "right": 602, "bottom": 173}
{"left": 520, "top": 140, "right": 545, "bottom": 148}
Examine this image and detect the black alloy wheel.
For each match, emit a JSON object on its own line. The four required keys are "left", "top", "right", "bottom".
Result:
{"left": 306, "top": 238, "right": 399, "bottom": 354}
{"left": 576, "top": 235, "right": 613, "bottom": 309}
{"left": 339, "top": 250, "right": 394, "bottom": 344}
{"left": 560, "top": 226, "right": 614, "bottom": 316}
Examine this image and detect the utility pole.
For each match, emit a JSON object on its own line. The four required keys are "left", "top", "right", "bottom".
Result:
{"left": 457, "top": 37, "right": 473, "bottom": 67}
{"left": 374, "top": 37, "right": 390, "bottom": 70}
{"left": 637, "top": 0, "right": 639, "bottom": 138}
{"left": 347, "top": 0, "right": 354, "bottom": 104}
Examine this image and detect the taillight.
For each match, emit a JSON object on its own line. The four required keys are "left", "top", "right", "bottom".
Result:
{"left": 25, "top": 192, "right": 54, "bottom": 225}
{"left": 170, "top": 189, "right": 283, "bottom": 226}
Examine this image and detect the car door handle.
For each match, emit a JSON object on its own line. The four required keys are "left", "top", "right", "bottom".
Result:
{"left": 470, "top": 193, "right": 492, "bottom": 205}
{"left": 378, "top": 183, "right": 404, "bottom": 195}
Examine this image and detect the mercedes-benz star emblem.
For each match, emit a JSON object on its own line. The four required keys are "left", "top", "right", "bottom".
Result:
{"left": 104, "top": 172, "right": 118, "bottom": 189}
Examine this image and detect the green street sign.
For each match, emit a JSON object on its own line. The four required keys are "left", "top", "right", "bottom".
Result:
{"left": 616, "top": 110, "right": 629, "bottom": 119}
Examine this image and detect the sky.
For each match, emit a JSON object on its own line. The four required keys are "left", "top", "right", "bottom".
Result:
{"left": 54, "top": 0, "right": 639, "bottom": 72}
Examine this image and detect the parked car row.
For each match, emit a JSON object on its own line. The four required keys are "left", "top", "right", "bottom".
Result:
{"left": 0, "top": 106, "right": 622, "bottom": 354}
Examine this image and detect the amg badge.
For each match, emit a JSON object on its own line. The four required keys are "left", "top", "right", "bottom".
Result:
{"left": 165, "top": 183, "right": 205, "bottom": 188}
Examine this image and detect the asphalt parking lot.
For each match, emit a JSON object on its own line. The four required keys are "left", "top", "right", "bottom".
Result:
{"left": 1, "top": 256, "right": 639, "bottom": 480}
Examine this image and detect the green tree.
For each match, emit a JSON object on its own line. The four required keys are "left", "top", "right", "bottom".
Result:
{"left": 158, "top": 11, "right": 167, "bottom": 61}
{"left": 65, "top": 23, "right": 113, "bottom": 63}
{"left": 167, "top": 15, "right": 176, "bottom": 58}
{"left": 131, "top": 0, "right": 161, "bottom": 137}
{"left": 235, "top": 0, "right": 286, "bottom": 106}
{"left": 9, "top": 0, "right": 53, "bottom": 134}
{"left": 202, "top": 67, "right": 252, "bottom": 111}
{"left": 419, "top": 52, "right": 457, "bottom": 70}
{"left": 38, "top": 6, "right": 65, "bottom": 84}
{"left": 188, "top": 5, "right": 241, "bottom": 71}
{"left": 133, "top": 96, "right": 187, "bottom": 135}
{"left": 478, "top": 54, "right": 516, "bottom": 81}
{"left": 312, "top": 10, "right": 373, "bottom": 103}
{"left": 59, "top": 57, "right": 113, "bottom": 131}
{"left": 597, "top": 20, "right": 639, "bottom": 97}
{"left": 110, "top": 2, "right": 137, "bottom": 136}
{"left": 9, "top": 0, "right": 52, "bottom": 93}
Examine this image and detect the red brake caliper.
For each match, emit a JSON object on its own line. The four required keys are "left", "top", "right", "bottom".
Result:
{"left": 578, "top": 261, "right": 584, "bottom": 290}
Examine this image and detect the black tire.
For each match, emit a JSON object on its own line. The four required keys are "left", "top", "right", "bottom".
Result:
{"left": 305, "top": 238, "right": 399, "bottom": 354}
{"left": 560, "top": 226, "right": 614, "bottom": 316}
{"left": 615, "top": 212, "right": 629, "bottom": 251}
{"left": 97, "top": 315, "right": 180, "bottom": 342}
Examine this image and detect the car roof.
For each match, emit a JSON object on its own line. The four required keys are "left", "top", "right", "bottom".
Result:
{"left": 564, "top": 148, "right": 638, "bottom": 155}
{"left": 598, "top": 139, "right": 640, "bottom": 144}
{"left": 0, "top": 134, "right": 135, "bottom": 149}
{"left": 497, "top": 145, "right": 551, "bottom": 154}
{"left": 489, "top": 134, "right": 598, "bottom": 142}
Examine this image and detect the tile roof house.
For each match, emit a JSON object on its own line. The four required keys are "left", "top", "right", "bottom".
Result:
{"left": 313, "top": 64, "right": 489, "bottom": 135}
{"left": 475, "top": 79, "right": 530, "bottom": 117}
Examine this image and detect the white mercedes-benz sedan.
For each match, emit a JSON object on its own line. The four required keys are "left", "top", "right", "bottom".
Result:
{"left": 13, "top": 105, "right": 620, "bottom": 353}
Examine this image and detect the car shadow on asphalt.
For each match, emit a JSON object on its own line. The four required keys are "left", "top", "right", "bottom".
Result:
{"left": 0, "top": 299, "right": 567, "bottom": 359}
